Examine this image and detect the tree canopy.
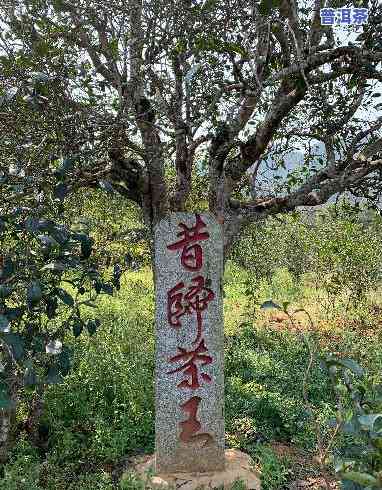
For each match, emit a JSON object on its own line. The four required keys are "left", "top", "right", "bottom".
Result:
{"left": 0, "top": 0, "right": 382, "bottom": 251}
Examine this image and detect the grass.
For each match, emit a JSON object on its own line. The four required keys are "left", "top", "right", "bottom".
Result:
{"left": 3, "top": 261, "right": 382, "bottom": 489}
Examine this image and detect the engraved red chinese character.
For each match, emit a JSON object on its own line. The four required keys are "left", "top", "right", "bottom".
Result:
{"left": 167, "top": 339, "right": 212, "bottom": 389}
{"left": 167, "top": 276, "right": 214, "bottom": 344}
{"left": 167, "top": 214, "right": 209, "bottom": 271}
{"left": 179, "top": 396, "right": 213, "bottom": 446}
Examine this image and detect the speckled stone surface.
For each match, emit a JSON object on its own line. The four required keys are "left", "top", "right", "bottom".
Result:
{"left": 154, "top": 213, "right": 225, "bottom": 473}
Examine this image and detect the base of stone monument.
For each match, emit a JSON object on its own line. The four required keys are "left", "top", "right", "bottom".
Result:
{"left": 123, "top": 448, "right": 261, "bottom": 489}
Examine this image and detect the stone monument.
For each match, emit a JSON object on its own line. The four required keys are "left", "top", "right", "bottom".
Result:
{"left": 154, "top": 213, "right": 225, "bottom": 473}
{"left": 124, "top": 212, "right": 261, "bottom": 489}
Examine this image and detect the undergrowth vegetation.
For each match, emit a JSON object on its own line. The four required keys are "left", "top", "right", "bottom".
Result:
{"left": 2, "top": 193, "right": 382, "bottom": 489}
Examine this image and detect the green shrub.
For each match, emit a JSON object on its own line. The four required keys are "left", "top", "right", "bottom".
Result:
{"left": 323, "top": 355, "right": 382, "bottom": 489}
{"left": 231, "top": 202, "right": 382, "bottom": 313}
{"left": 0, "top": 438, "right": 41, "bottom": 490}
{"left": 43, "top": 271, "right": 155, "bottom": 466}
{"left": 225, "top": 324, "right": 334, "bottom": 446}
{"left": 251, "top": 445, "right": 291, "bottom": 490}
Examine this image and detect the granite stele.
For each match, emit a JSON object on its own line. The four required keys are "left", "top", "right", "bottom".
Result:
{"left": 154, "top": 212, "right": 225, "bottom": 473}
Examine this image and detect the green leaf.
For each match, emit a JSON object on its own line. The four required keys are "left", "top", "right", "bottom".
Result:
{"left": 0, "top": 315, "right": 10, "bottom": 333}
{"left": 340, "top": 479, "right": 362, "bottom": 490}
{"left": 54, "top": 182, "right": 68, "bottom": 201}
{"left": 325, "top": 356, "right": 364, "bottom": 377}
{"left": 46, "top": 365, "right": 62, "bottom": 384}
{"left": 99, "top": 180, "right": 115, "bottom": 193}
{"left": 35, "top": 37, "right": 50, "bottom": 55}
{"left": 5, "top": 307, "right": 23, "bottom": 321}
{"left": 0, "top": 384, "right": 13, "bottom": 410}
{"left": 55, "top": 158, "right": 75, "bottom": 177}
{"left": 46, "top": 296, "right": 58, "bottom": 319}
{"left": 71, "top": 217, "right": 91, "bottom": 234}
{"left": 1, "top": 333, "right": 24, "bottom": 360}
{"left": 30, "top": 71, "right": 50, "bottom": 83}
{"left": 50, "top": 226, "right": 69, "bottom": 245}
{"left": 27, "top": 281, "right": 42, "bottom": 305}
{"left": 222, "top": 42, "right": 247, "bottom": 57}
{"left": 259, "top": 0, "right": 281, "bottom": 16}
{"left": 0, "top": 285, "right": 12, "bottom": 299}
{"left": 358, "top": 414, "right": 382, "bottom": 431}
{"left": 102, "top": 283, "right": 113, "bottom": 295}
{"left": 342, "top": 471, "right": 378, "bottom": 487}
{"left": 341, "top": 420, "right": 360, "bottom": 435}
{"left": 282, "top": 301, "right": 290, "bottom": 312}
{"left": 337, "top": 359, "right": 364, "bottom": 377}
{"left": 260, "top": 300, "right": 282, "bottom": 310}
{"left": 24, "top": 362, "right": 37, "bottom": 386}
{"left": 72, "top": 320, "right": 83, "bottom": 338}
{"left": 0, "top": 257, "right": 14, "bottom": 279}
{"left": 80, "top": 237, "right": 93, "bottom": 259}
{"left": 201, "top": 0, "right": 217, "bottom": 11}
{"left": 295, "top": 77, "right": 306, "bottom": 90}
{"left": 57, "top": 348, "right": 71, "bottom": 376}
{"left": 57, "top": 288, "right": 74, "bottom": 306}
{"left": 86, "top": 319, "right": 100, "bottom": 336}
{"left": 31, "top": 336, "right": 45, "bottom": 353}
{"left": 41, "top": 262, "right": 68, "bottom": 271}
